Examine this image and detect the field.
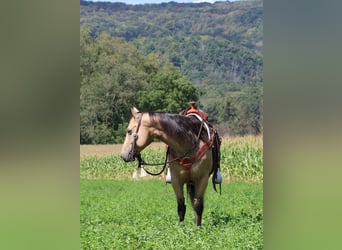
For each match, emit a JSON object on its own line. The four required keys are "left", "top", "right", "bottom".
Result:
{"left": 80, "top": 136, "right": 263, "bottom": 249}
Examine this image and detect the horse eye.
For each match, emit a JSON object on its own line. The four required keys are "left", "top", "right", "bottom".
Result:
{"left": 127, "top": 129, "right": 132, "bottom": 135}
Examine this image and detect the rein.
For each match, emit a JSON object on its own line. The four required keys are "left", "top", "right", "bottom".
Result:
{"left": 132, "top": 113, "right": 206, "bottom": 176}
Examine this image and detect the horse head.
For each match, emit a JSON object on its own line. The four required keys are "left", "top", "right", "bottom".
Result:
{"left": 121, "top": 107, "right": 152, "bottom": 162}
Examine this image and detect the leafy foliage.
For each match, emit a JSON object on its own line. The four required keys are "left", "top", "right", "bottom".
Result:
{"left": 80, "top": 29, "right": 198, "bottom": 143}
{"left": 133, "top": 35, "right": 262, "bottom": 85}
{"left": 229, "top": 84, "right": 263, "bottom": 135}
{"left": 80, "top": 1, "right": 263, "bottom": 142}
{"left": 80, "top": 1, "right": 262, "bottom": 50}
{"left": 138, "top": 66, "right": 198, "bottom": 113}
{"left": 80, "top": 1, "right": 263, "bottom": 86}
{"left": 80, "top": 30, "right": 147, "bottom": 143}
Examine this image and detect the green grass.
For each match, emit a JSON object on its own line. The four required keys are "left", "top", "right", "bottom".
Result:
{"left": 80, "top": 179, "right": 263, "bottom": 249}
{"left": 80, "top": 137, "right": 263, "bottom": 249}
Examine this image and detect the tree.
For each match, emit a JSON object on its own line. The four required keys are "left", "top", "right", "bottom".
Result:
{"left": 80, "top": 30, "right": 149, "bottom": 143}
{"left": 138, "top": 66, "right": 199, "bottom": 113}
{"left": 80, "top": 29, "right": 200, "bottom": 143}
{"left": 230, "top": 84, "right": 263, "bottom": 135}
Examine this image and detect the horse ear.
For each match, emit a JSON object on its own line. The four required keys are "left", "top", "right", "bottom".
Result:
{"left": 131, "top": 106, "right": 140, "bottom": 117}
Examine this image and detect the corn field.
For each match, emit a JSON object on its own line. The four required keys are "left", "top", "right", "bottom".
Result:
{"left": 80, "top": 135, "right": 263, "bottom": 182}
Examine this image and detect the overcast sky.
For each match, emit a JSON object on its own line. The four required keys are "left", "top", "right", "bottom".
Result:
{"left": 87, "top": 0, "right": 238, "bottom": 5}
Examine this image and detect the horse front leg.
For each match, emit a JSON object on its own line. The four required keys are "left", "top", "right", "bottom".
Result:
{"left": 171, "top": 179, "right": 186, "bottom": 222}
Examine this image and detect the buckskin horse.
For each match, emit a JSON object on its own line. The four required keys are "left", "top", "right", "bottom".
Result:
{"left": 121, "top": 104, "right": 221, "bottom": 226}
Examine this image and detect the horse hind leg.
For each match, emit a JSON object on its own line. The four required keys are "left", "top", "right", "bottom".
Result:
{"left": 187, "top": 182, "right": 203, "bottom": 226}
{"left": 193, "top": 177, "right": 209, "bottom": 226}
{"left": 193, "top": 197, "right": 204, "bottom": 226}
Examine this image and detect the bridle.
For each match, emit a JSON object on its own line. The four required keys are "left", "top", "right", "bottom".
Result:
{"left": 128, "top": 112, "right": 143, "bottom": 161}
{"left": 127, "top": 112, "right": 168, "bottom": 175}
{"left": 126, "top": 112, "right": 166, "bottom": 175}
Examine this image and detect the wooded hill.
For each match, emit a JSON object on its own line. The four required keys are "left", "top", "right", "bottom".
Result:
{"left": 81, "top": 0, "right": 262, "bottom": 85}
{"left": 80, "top": 1, "right": 263, "bottom": 143}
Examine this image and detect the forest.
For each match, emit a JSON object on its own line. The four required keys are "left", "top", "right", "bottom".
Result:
{"left": 80, "top": 0, "right": 263, "bottom": 144}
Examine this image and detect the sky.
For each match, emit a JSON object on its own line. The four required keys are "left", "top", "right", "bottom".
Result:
{"left": 87, "top": 0, "right": 238, "bottom": 5}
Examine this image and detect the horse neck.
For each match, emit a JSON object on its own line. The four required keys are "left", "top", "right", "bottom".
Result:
{"left": 146, "top": 113, "right": 198, "bottom": 155}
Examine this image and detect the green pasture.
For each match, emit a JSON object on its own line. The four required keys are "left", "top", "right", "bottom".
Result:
{"left": 80, "top": 137, "right": 263, "bottom": 249}
{"left": 81, "top": 180, "right": 262, "bottom": 249}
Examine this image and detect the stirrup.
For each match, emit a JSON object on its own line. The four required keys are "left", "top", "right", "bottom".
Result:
{"left": 215, "top": 168, "right": 222, "bottom": 184}
{"left": 166, "top": 166, "right": 171, "bottom": 183}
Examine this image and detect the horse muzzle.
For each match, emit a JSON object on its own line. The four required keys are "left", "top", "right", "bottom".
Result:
{"left": 121, "top": 150, "right": 138, "bottom": 162}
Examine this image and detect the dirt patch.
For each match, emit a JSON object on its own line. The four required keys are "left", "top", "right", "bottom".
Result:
{"left": 80, "top": 144, "right": 123, "bottom": 159}
{"left": 80, "top": 142, "right": 166, "bottom": 159}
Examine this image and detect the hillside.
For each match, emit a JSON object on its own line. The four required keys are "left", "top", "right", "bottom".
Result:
{"left": 80, "top": 1, "right": 263, "bottom": 143}
{"left": 80, "top": 0, "right": 263, "bottom": 86}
